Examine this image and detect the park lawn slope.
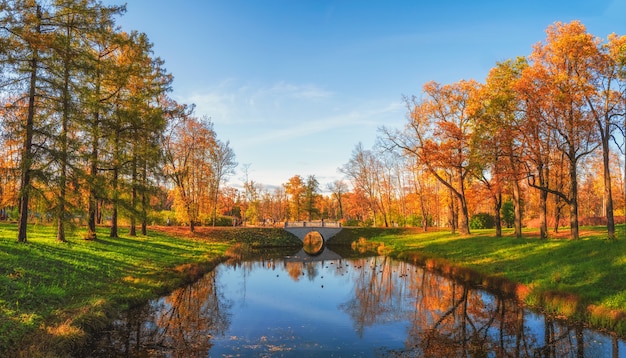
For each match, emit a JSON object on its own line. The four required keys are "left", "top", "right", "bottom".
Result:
{"left": 331, "top": 226, "right": 626, "bottom": 336}
{"left": 151, "top": 225, "right": 302, "bottom": 247}
{"left": 0, "top": 223, "right": 242, "bottom": 356}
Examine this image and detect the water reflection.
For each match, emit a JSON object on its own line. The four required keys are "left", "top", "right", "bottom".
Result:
{"left": 90, "top": 254, "right": 625, "bottom": 357}
{"left": 91, "top": 270, "right": 231, "bottom": 357}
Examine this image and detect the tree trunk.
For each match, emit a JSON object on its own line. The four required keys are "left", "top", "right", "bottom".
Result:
{"left": 141, "top": 160, "right": 148, "bottom": 235}
{"left": 569, "top": 157, "right": 580, "bottom": 240}
{"left": 17, "top": 5, "right": 42, "bottom": 243}
{"left": 420, "top": 194, "right": 428, "bottom": 232}
{"left": 602, "top": 134, "right": 616, "bottom": 239}
{"left": 338, "top": 197, "right": 343, "bottom": 221}
{"left": 494, "top": 191, "right": 502, "bottom": 237}
{"left": 189, "top": 207, "right": 195, "bottom": 233}
{"left": 554, "top": 196, "right": 562, "bottom": 234}
{"left": 129, "top": 157, "right": 137, "bottom": 236}
{"left": 379, "top": 194, "right": 389, "bottom": 227}
{"left": 553, "top": 155, "right": 565, "bottom": 234}
{"left": 56, "top": 21, "right": 74, "bottom": 243}
{"left": 87, "top": 66, "right": 101, "bottom": 240}
{"left": 513, "top": 179, "right": 522, "bottom": 238}
{"left": 110, "top": 166, "right": 118, "bottom": 238}
{"left": 457, "top": 171, "right": 470, "bottom": 235}
{"left": 212, "top": 190, "right": 218, "bottom": 227}
{"left": 458, "top": 196, "right": 470, "bottom": 235}
{"left": 539, "top": 189, "right": 548, "bottom": 240}
{"left": 537, "top": 164, "right": 549, "bottom": 240}
{"left": 56, "top": 130, "right": 67, "bottom": 243}
{"left": 141, "top": 196, "right": 147, "bottom": 236}
{"left": 449, "top": 190, "right": 457, "bottom": 234}
{"left": 87, "top": 133, "right": 98, "bottom": 240}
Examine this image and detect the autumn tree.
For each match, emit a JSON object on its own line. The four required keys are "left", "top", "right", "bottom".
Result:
{"left": 113, "top": 32, "right": 171, "bottom": 236}
{"left": 271, "top": 186, "right": 289, "bottom": 222}
{"left": 475, "top": 58, "right": 527, "bottom": 237}
{"left": 208, "top": 140, "right": 237, "bottom": 226}
{"left": 518, "top": 21, "right": 600, "bottom": 240}
{"left": 47, "top": 0, "right": 80, "bottom": 242}
{"left": 375, "top": 148, "right": 402, "bottom": 227}
{"left": 584, "top": 32, "right": 626, "bottom": 239}
{"left": 342, "top": 188, "right": 371, "bottom": 224}
{"left": 0, "top": 0, "right": 51, "bottom": 242}
{"left": 341, "top": 143, "right": 387, "bottom": 226}
{"left": 406, "top": 157, "right": 437, "bottom": 231}
{"left": 327, "top": 180, "right": 348, "bottom": 221}
{"left": 163, "top": 110, "right": 217, "bottom": 233}
{"left": 43, "top": 0, "right": 125, "bottom": 241}
{"left": 388, "top": 152, "right": 411, "bottom": 227}
{"left": 284, "top": 175, "right": 305, "bottom": 221}
{"left": 304, "top": 175, "right": 319, "bottom": 221}
{"left": 242, "top": 177, "right": 261, "bottom": 225}
{"left": 515, "top": 67, "right": 555, "bottom": 239}
{"left": 0, "top": 100, "right": 23, "bottom": 217}
{"left": 76, "top": 3, "right": 127, "bottom": 240}
{"left": 388, "top": 80, "right": 482, "bottom": 235}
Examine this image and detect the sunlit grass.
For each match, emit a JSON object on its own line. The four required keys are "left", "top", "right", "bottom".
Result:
{"left": 0, "top": 222, "right": 230, "bottom": 355}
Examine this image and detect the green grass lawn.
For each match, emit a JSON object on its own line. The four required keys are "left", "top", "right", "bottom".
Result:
{"left": 332, "top": 225, "right": 626, "bottom": 335}
{"left": 0, "top": 223, "right": 232, "bottom": 356}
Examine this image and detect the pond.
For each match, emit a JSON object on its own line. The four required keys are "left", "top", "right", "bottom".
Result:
{"left": 89, "top": 247, "right": 625, "bottom": 357}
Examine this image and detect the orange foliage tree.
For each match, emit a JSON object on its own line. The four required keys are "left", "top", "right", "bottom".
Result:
{"left": 389, "top": 80, "right": 482, "bottom": 235}
{"left": 474, "top": 58, "right": 527, "bottom": 237}
{"left": 517, "top": 21, "right": 601, "bottom": 240}
{"left": 584, "top": 32, "right": 626, "bottom": 239}
{"left": 163, "top": 107, "right": 218, "bottom": 232}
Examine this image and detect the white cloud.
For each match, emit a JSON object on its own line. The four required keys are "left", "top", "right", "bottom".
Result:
{"left": 268, "top": 81, "right": 334, "bottom": 100}
{"left": 180, "top": 80, "right": 334, "bottom": 125}
{"left": 229, "top": 98, "right": 404, "bottom": 149}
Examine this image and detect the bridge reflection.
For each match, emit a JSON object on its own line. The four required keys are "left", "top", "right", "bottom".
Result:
{"left": 284, "top": 246, "right": 342, "bottom": 262}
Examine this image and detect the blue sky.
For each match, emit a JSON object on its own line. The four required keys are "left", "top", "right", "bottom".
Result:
{"left": 105, "top": 0, "right": 626, "bottom": 191}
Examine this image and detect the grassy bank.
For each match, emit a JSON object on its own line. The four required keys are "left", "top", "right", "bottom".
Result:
{"left": 331, "top": 226, "right": 626, "bottom": 337}
{"left": 0, "top": 223, "right": 300, "bottom": 356}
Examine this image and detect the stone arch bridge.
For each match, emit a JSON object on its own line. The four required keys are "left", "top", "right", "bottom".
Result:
{"left": 283, "top": 221, "right": 342, "bottom": 241}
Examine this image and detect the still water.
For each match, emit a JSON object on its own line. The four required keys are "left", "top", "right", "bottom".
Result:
{"left": 91, "top": 248, "right": 625, "bottom": 357}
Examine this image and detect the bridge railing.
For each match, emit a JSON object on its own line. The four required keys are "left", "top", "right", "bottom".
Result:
{"left": 284, "top": 221, "right": 342, "bottom": 228}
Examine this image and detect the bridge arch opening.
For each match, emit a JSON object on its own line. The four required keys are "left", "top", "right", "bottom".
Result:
{"left": 302, "top": 231, "right": 324, "bottom": 256}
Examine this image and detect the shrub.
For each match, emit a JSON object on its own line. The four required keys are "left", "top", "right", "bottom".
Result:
{"left": 343, "top": 219, "right": 359, "bottom": 227}
{"left": 213, "top": 216, "right": 236, "bottom": 226}
{"left": 406, "top": 214, "right": 421, "bottom": 227}
{"left": 406, "top": 214, "right": 434, "bottom": 228}
{"left": 148, "top": 210, "right": 176, "bottom": 226}
{"left": 470, "top": 212, "right": 495, "bottom": 229}
{"left": 501, "top": 200, "right": 515, "bottom": 228}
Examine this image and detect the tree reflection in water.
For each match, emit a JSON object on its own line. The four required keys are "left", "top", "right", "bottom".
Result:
{"left": 90, "top": 255, "right": 624, "bottom": 357}
{"left": 339, "top": 257, "right": 621, "bottom": 357}
{"left": 91, "top": 270, "right": 231, "bottom": 357}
